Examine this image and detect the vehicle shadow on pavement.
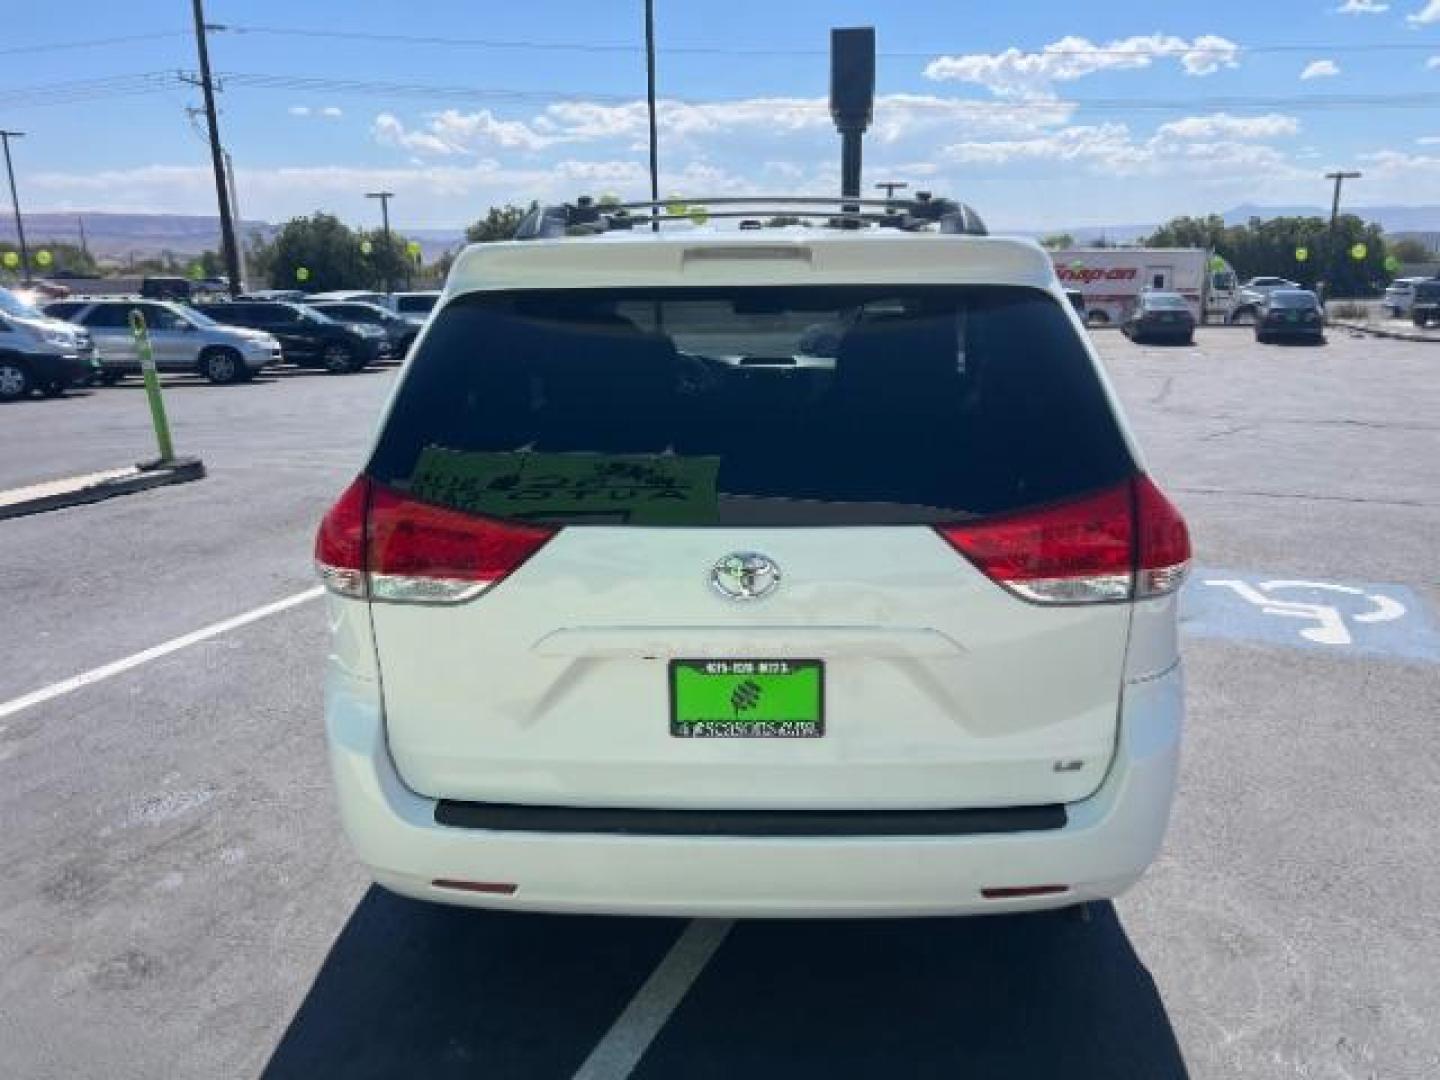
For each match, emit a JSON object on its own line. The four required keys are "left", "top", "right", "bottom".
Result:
{"left": 263, "top": 891, "right": 1185, "bottom": 1079}
{"left": 261, "top": 886, "right": 685, "bottom": 1080}
{"left": 629, "top": 902, "right": 1189, "bottom": 1080}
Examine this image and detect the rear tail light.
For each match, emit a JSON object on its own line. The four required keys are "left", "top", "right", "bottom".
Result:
{"left": 314, "top": 476, "right": 557, "bottom": 604}
{"left": 936, "top": 474, "right": 1189, "bottom": 604}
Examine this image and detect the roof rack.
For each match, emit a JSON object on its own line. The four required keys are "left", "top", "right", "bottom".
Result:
{"left": 512, "top": 193, "right": 987, "bottom": 240}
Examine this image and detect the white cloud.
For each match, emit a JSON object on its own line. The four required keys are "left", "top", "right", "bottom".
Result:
{"left": 290, "top": 105, "right": 343, "bottom": 119}
{"left": 941, "top": 116, "right": 1304, "bottom": 183}
{"left": 1336, "top": 0, "right": 1389, "bottom": 12}
{"left": 1153, "top": 112, "right": 1300, "bottom": 141}
{"left": 1300, "top": 59, "right": 1341, "bottom": 79}
{"left": 1417, "top": 135, "right": 1440, "bottom": 145}
{"left": 944, "top": 123, "right": 1152, "bottom": 172}
{"left": 1359, "top": 149, "right": 1440, "bottom": 173}
{"left": 369, "top": 94, "right": 1076, "bottom": 164}
{"left": 1427, "top": 56, "right": 1440, "bottom": 69}
{"left": 923, "top": 34, "right": 1239, "bottom": 97}
{"left": 1407, "top": 0, "right": 1440, "bottom": 23}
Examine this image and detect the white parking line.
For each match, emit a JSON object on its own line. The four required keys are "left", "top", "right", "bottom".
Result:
{"left": 0, "top": 587, "right": 324, "bottom": 723}
{"left": 572, "top": 919, "right": 734, "bottom": 1080}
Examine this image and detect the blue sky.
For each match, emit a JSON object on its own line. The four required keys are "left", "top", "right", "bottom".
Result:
{"left": 3, "top": 0, "right": 1439, "bottom": 230}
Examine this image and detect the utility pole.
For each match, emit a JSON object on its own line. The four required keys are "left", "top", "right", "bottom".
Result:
{"left": 189, "top": 0, "right": 242, "bottom": 297}
{"left": 1, "top": 130, "right": 32, "bottom": 283}
{"left": 875, "top": 180, "right": 908, "bottom": 201}
{"left": 1323, "top": 170, "right": 1361, "bottom": 303}
{"left": 644, "top": 0, "right": 660, "bottom": 232}
{"left": 223, "top": 150, "right": 247, "bottom": 289}
{"left": 77, "top": 215, "right": 89, "bottom": 261}
{"left": 366, "top": 191, "right": 394, "bottom": 292}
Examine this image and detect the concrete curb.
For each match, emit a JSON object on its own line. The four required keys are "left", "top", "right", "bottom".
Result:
{"left": 0, "top": 458, "right": 206, "bottom": 521}
{"left": 1329, "top": 320, "right": 1440, "bottom": 344}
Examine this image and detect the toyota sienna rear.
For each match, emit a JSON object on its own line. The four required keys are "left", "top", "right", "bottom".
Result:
{"left": 316, "top": 207, "right": 1189, "bottom": 917}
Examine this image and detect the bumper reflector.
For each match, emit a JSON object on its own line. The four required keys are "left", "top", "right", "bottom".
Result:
{"left": 432, "top": 879, "right": 519, "bottom": 896}
{"left": 980, "top": 884, "right": 1071, "bottom": 899}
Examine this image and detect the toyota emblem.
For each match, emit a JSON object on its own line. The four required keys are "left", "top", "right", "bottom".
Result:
{"left": 710, "top": 552, "right": 781, "bottom": 601}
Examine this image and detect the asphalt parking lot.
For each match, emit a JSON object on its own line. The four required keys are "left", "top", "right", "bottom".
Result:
{"left": 1, "top": 329, "right": 1438, "bottom": 1079}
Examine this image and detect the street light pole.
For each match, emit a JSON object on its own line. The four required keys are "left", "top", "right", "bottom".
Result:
{"left": 366, "top": 191, "right": 394, "bottom": 292}
{"left": 1, "top": 130, "right": 32, "bottom": 284}
{"left": 1324, "top": 170, "right": 1361, "bottom": 303}
{"left": 644, "top": 0, "right": 660, "bottom": 233}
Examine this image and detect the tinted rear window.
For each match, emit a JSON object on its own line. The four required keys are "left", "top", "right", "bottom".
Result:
{"left": 396, "top": 295, "right": 438, "bottom": 314}
{"left": 1269, "top": 291, "right": 1318, "bottom": 308}
{"left": 1143, "top": 294, "right": 1189, "bottom": 310}
{"left": 368, "top": 286, "right": 1134, "bottom": 526}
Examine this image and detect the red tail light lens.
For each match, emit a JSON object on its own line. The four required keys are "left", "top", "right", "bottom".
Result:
{"left": 314, "top": 477, "right": 557, "bottom": 604}
{"left": 1132, "top": 474, "right": 1191, "bottom": 598}
{"left": 936, "top": 475, "right": 1189, "bottom": 604}
{"left": 314, "top": 476, "right": 370, "bottom": 599}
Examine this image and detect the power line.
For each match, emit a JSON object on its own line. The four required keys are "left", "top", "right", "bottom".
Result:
{"left": 5, "top": 69, "right": 1440, "bottom": 116}
{"left": 223, "top": 25, "right": 1440, "bottom": 59}
{"left": 214, "top": 73, "right": 1440, "bottom": 114}
{"left": 0, "top": 31, "right": 189, "bottom": 58}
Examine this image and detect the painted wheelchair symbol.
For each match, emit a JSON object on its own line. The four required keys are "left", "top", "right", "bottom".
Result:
{"left": 1204, "top": 579, "right": 1407, "bottom": 646}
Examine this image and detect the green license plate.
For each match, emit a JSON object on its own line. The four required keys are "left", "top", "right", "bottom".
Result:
{"left": 669, "top": 660, "right": 824, "bottom": 738}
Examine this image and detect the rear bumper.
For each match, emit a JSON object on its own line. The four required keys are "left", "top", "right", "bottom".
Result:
{"left": 325, "top": 664, "right": 1182, "bottom": 918}
{"left": 17, "top": 350, "right": 91, "bottom": 386}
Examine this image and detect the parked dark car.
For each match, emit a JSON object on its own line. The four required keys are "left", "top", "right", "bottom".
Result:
{"left": 1064, "top": 288, "right": 1087, "bottom": 319}
{"left": 140, "top": 276, "right": 194, "bottom": 302}
{"left": 1411, "top": 280, "right": 1440, "bottom": 329}
{"left": 1121, "top": 290, "right": 1195, "bottom": 344}
{"left": 193, "top": 301, "right": 391, "bottom": 373}
{"left": 1255, "top": 289, "right": 1325, "bottom": 344}
{"left": 308, "top": 300, "right": 418, "bottom": 357}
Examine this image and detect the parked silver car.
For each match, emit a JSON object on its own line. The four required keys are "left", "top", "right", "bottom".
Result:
{"left": 1382, "top": 277, "right": 1431, "bottom": 318}
{"left": 45, "top": 299, "right": 281, "bottom": 384}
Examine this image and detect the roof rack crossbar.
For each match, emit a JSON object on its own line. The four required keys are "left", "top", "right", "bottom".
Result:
{"left": 511, "top": 193, "right": 986, "bottom": 240}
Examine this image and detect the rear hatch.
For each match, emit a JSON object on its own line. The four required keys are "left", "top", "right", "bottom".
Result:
{"left": 329, "top": 282, "right": 1178, "bottom": 811}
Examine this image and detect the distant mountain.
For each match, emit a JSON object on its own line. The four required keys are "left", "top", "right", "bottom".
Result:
{"left": 0, "top": 212, "right": 464, "bottom": 263}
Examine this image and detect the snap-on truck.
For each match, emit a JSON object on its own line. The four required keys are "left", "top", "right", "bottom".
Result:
{"left": 1052, "top": 248, "right": 1237, "bottom": 326}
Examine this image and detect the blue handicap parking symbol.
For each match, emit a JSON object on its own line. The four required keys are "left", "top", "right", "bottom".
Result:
{"left": 1182, "top": 568, "right": 1440, "bottom": 663}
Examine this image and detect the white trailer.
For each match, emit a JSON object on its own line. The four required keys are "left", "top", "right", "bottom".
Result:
{"left": 1052, "top": 248, "right": 1237, "bottom": 325}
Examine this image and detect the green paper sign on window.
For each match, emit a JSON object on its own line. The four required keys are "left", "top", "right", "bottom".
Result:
{"left": 409, "top": 448, "right": 722, "bottom": 525}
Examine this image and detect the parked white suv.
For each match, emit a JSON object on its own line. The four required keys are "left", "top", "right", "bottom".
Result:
{"left": 1382, "top": 277, "right": 1430, "bottom": 318}
{"left": 316, "top": 197, "right": 1190, "bottom": 918}
{"left": 49, "top": 299, "right": 281, "bottom": 384}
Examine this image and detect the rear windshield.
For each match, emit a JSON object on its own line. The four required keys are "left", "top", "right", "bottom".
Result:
{"left": 396, "top": 294, "right": 438, "bottom": 314}
{"left": 1269, "top": 291, "right": 1317, "bottom": 308}
{"left": 1143, "top": 294, "right": 1189, "bottom": 310}
{"left": 367, "top": 286, "right": 1134, "bottom": 526}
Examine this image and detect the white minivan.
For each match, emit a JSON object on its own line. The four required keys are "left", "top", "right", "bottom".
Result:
{"left": 316, "top": 198, "right": 1189, "bottom": 918}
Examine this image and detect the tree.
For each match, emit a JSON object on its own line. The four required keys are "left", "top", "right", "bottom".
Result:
{"left": 1037, "top": 233, "right": 1074, "bottom": 250}
{"left": 0, "top": 240, "right": 96, "bottom": 277}
{"left": 244, "top": 213, "right": 424, "bottom": 291}
{"left": 1389, "top": 238, "right": 1431, "bottom": 264}
{"left": 465, "top": 203, "right": 535, "bottom": 243}
{"left": 356, "top": 228, "right": 412, "bottom": 292}
{"left": 1142, "top": 213, "right": 1389, "bottom": 296}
